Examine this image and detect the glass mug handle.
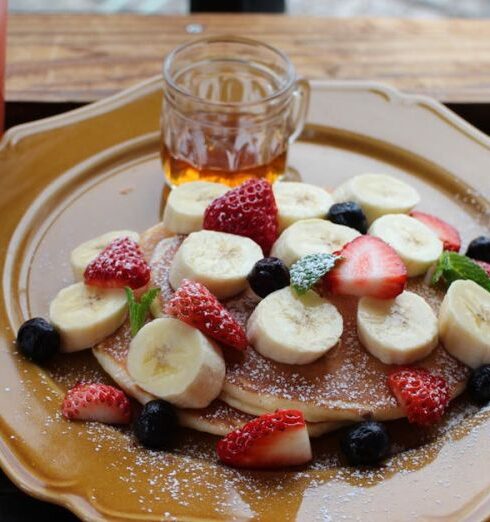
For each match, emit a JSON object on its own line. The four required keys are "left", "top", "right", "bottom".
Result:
{"left": 288, "top": 78, "right": 310, "bottom": 144}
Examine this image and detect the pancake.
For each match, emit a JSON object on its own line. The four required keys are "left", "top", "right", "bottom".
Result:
{"left": 221, "top": 284, "right": 469, "bottom": 422}
{"left": 93, "top": 320, "right": 344, "bottom": 437}
{"left": 143, "top": 223, "right": 469, "bottom": 423}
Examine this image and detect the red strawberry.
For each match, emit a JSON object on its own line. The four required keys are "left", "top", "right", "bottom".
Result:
{"left": 61, "top": 383, "right": 131, "bottom": 424}
{"left": 410, "top": 211, "right": 461, "bottom": 252}
{"left": 203, "top": 178, "right": 278, "bottom": 255}
{"left": 84, "top": 237, "right": 150, "bottom": 290}
{"left": 387, "top": 367, "right": 450, "bottom": 426}
{"left": 165, "top": 279, "right": 247, "bottom": 350}
{"left": 474, "top": 259, "right": 490, "bottom": 276}
{"left": 217, "top": 409, "right": 312, "bottom": 469}
{"left": 322, "top": 235, "right": 407, "bottom": 299}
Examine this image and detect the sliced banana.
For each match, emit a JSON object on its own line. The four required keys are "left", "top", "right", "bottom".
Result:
{"left": 273, "top": 182, "right": 334, "bottom": 232}
{"left": 127, "top": 318, "right": 225, "bottom": 408}
{"left": 333, "top": 174, "right": 420, "bottom": 224}
{"left": 162, "top": 181, "right": 229, "bottom": 234}
{"left": 169, "top": 230, "right": 262, "bottom": 299}
{"left": 369, "top": 214, "right": 442, "bottom": 277}
{"left": 247, "top": 287, "right": 343, "bottom": 365}
{"left": 49, "top": 282, "right": 127, "bottom": 352}
{"left": 357, "top": 291, "right": 438, "bottom": 365}
{"left": 439, "top": 280, "right": 490, "bottom": 368}
{"left": 270, "top": 218, "right": 360, "bottom": 267}
{"left": 70, "top": 230, "right": 140, "bottom": 280}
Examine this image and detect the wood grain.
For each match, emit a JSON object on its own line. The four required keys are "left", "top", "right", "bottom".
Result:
{"left": 6, "top": 14, "right": 490, "bottom": 103}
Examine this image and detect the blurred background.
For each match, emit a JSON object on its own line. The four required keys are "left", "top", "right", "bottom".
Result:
{"left": 8, "top": 0, "right": 490, "bottom": 17}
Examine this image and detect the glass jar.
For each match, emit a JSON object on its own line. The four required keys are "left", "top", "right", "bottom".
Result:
{"left": 161, "top": 35, "right": 309, "bottom": 187}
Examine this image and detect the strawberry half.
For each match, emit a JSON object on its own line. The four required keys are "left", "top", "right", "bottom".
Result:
{"left": 61, "top": 383, "right": 131, "bottom": 424}
{"left": 203, "top": 178, "right": 278, "bottom": 255}
{"left": 84, "top": 237, "right": 150, "bottom": 290}
{"left": 165, "top": 279, "right": 248, "bottom": 350}
{"left": 410, "top": 211, "right": 461, "bottom": 252}
{"left": 322, "top": 235, "right": 407, "bottom": 299}
{"left": 217, "top": 409, "right": 312, "bottom": 469}
{"left": 387, "top": 367, "right": 450, "bottom": 426}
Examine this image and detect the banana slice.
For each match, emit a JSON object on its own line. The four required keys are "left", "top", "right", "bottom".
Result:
{"left": 270, "top": 218, "right": 360, "bottom": 267}
{"left": 357, "top": 291, "right": 438, "bottom": 365}
{"left": 369, "top": 214, "right": 443, "bottom": 277}
{"left": 162, "top": 181, "right": 229, "bottom": 234}
{"left": 127, "top": 318, "right": 225, "bottom": 408}
{"left": 333, "top": 174, "right": 420, "bottom": 223}
{"left": 273, "top": 182, "right": 334, "bottom": 232}
{"left": 49, "top": 282, "right": 127, "bottom": 352}
{"left": 247, "top": 287, "right": 343, "bottom": 364}
{"left": 439, "top": 280, "right": 490, "bottom": 368}
{"left": 70, "top": 230, "right": 140, "bottom": 280}
{"left": 169, "top": 230, "right": 262, "bottom": 299}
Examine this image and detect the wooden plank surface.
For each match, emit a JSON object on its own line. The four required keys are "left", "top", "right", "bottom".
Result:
{"left": 6, "top": 14, "right": 490, "bottom": 104}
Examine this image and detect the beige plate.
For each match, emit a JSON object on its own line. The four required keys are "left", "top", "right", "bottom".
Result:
{"left": 1, "top": 77, "right": 490, "bottom": 521}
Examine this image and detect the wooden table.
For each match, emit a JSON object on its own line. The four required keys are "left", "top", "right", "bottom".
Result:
{"left": 5, "top": 14, "right": 490, "bottom": 132}
{"left": 2, "top": 12, "right": 490, "bottom": 521}
{"left": 7, "top": 14, "right": 490, "bottom": 103}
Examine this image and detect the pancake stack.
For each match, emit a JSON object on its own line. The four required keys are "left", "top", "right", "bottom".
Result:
{"left": 93, "top": 222, "right": 469, "bottom": 437}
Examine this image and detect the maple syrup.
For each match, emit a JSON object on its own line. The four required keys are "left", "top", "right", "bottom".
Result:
{"left": 162, "top": 143, "right": 287, "bottom": 187}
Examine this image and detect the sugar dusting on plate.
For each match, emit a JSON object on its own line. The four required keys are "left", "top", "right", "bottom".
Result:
{"left": 33, "top": 234, "right": 486, "bottom": 520}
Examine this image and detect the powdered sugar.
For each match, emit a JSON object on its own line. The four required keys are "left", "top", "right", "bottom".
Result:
{"left": 35, "top": 230, "right": 484, "bottom": 520}
{"left": 150, "top": 235, "right": 184, "bottom": 303}
{"left": 146, "top": 237, "right": 469, "bottom": 420}
{"left": 33, "top": 388, "right": 490, "bottom": 520}
{"left": 183, "top": 400, "right": 252, "bottom": 425}
{"left": 104, "top": 324, "right": 132, "bottom": 362}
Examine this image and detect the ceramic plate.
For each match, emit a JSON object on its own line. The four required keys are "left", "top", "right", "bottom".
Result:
{"left": 1, "top": 77, "right": 489, "bottom": 521}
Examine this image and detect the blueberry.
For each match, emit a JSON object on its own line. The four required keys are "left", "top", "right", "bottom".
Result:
{"left": 247, "top": 257, "right": 290, "bottom": 298}
{"left": 16, "top": 318, "right": 60, "bottom": 364}
{"left": 340, "top": 421, "right": 390, "bottom": 465}
{"left": 466, "top": 236, "right": 490, "bottom": 263}
{"left": 467, "top": 365, "right": 490, "bottom": 406}
{"left": 327, "top": 201, "right": 368, "bottom": 234}
{"left": 134, "top": 399, "right": 178, "bottom": 449}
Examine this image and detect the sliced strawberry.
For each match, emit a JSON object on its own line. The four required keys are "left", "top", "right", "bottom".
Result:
{"left": 61, "top": 383, "right": 131, "bottom": 424}
{"left": 387, "top": 367, "right": 450, "bottom": 426}
{"left": 165, "top": 279, "right": 247, "bottom": 350}
{"left": 410, "top": 211, "right": 461, "bottom": 252}
{"left": 217, "top": 409, "right": 312, "bottom": 469}
{"left": 474, "top": 259, "right": 490, "bottom": 276}
{"left": 322, "top": 235, "right": 407, "bottom": 299}
{"left": 203, "top": 178, "right": 278, "bottom": 255}
{"left": 84, "top": 237, "right": 150, "bottom": 290}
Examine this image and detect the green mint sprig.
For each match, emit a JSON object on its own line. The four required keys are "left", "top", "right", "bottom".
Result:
{"left": 431, "top": 252, "right": 490, "bottom": 292}
{"left": 125, "top": 287, "right": 159, "bottom": 336}
{"left": 290, "top": 253, "right": 342, "bottom": 295}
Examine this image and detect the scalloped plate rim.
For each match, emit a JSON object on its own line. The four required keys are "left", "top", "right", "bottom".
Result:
{"left": 0, "top": 77, "right": 489, "bottom": 522}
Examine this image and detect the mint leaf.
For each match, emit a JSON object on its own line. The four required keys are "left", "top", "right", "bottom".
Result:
{"left": 291, "top": 253, "right": 342, "bottom": 295}
{"left": 431, "top": 252, "right": 490, "bottom": 292}
{"left": 431, "top": 250, "right": 452, "bottom": 285}
{"left": 125, "top": 287, "right": 159, "bottom": 336}
{"left": 125, "top": 287, "right": 141, "bottom": 337}
{"left": 430, "top": 261, "right": 445, "bottom": 286}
